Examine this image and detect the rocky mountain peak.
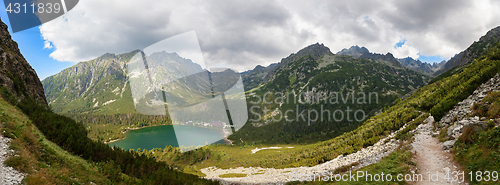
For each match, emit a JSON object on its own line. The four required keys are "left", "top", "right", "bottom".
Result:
{"left": 434, "top": 25, "right": 500, "bottom": 76}
{"left": 0, "top": 18, "right": 47, "bottom": 106}
{"left": 336, "top": 45, "right": 370, "bottom": 57}
{"left": 281, "top": 43, "right": 332, "bottom": 63}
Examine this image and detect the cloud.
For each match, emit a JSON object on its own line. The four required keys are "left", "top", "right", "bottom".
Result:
{"left": 40, "top": 0, "right": 500, "bottom": 70}
{"left": 391, "top": 43, "right": 420, "bottom": 59}
{"left": 43, "top": 40, "right": 52, "bottom": 49}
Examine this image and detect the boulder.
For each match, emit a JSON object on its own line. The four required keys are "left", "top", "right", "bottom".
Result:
{"left": 442, "top": 140, "right": 456, "bottom": 150}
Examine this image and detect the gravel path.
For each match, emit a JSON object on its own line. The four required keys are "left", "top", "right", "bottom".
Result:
{"left": 202, "top": 123, "right": 411, "bottom": 184}
{"left": 0, "top": 133, "right": 25, "bottom": 184}
{"left": 410, "top": 116, "right": 465, "bottom": 185}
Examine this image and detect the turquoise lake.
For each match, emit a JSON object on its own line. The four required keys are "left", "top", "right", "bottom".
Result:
{"left": 108, "top": 125, "right": 226, "bottom": 151}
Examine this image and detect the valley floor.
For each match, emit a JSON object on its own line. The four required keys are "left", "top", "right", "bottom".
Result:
{"left": 202, "top": 123, "right": 408, "bottom": 184}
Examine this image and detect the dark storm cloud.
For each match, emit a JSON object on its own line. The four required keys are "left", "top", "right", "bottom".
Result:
{"left": 380, "top": 0, "right": 471, "bottom": 31}
{"left": 200, "top": 1, "right": 293, "bottom": 55}
{"left": 40, "top": 0, "right": 500, "bottom": 72}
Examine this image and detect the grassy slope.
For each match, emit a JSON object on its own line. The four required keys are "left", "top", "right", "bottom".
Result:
{"left": 140, "top": 41, "right": 500, "bottom": 178}
{"left": 230, "top": 54, "right": 428, "bottom": 145}
{"left": 453, "top": 92, "right": 500, "bottom": 184}
{"left": 0, "top": 96, "right": 137, "bottom": 184}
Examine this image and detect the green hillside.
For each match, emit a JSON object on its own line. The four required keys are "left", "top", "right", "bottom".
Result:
{"left": 0, "top": 96, "right": 126, "bottom": 184}
{"left": 229, "top": 44, "right": 429, "bottom": 144}
{"left": 1, "top": 86, "right": 218, "bottom": 184}
{"left": 140, "top": 40, "right": 500, "bottom": 176}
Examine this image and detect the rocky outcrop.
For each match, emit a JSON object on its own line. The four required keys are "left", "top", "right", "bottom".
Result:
{"left": 458, "top": 26, "right": 500, "bottom": 69}
{"left": 433, "top": 52, "right": 464, "bottom": 76}
{"left": 336, "top": 45, "right": 402, "bottom": 68}
{"left": 336, "top": 45, "right": 369, "bottom": 58}
{"left": 265, "top": 43, "right": 332, "bottom": 82}
{"left": 0, "top": 18, "right": 47, "bottom": 106}
{"left": 434, "top": 26, "right": 500, "bottom": 76}
{"left": 437, "top": 73, "right": 500, "bottom": 148}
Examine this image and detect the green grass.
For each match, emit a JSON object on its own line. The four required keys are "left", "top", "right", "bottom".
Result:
{"left": 289, "top": 73, "right": 297, "bottom": 86}
{"left": 141, "top": 41, "right": 500, "bottom": 176}
{"left": 453, "top": 92, "right": 500, "bottom": 184}
{"left": 453, "top": 126, "right": 500, "bottom": 184}
{"left": 286, "top": 143, "right": 415, "bottom": 184}
{"left": 219, "top": 173, "right": 248, "bottom": 178}
{"left": 0, "top": 96, "right": 137, "bottom": 184}
{"left": 471, "top": 91, "right": 500, "bottom": 119}
{"left": 64, "top": 113, "right": 171, "bottom": 142}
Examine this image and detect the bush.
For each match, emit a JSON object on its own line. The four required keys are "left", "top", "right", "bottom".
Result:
{"left": 459, "top": 126, "right": 475, "bottom": 144}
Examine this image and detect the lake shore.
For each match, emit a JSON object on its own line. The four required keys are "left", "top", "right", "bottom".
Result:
{"left": 104, "top": 124, "right": 169, "bottom": 144}
{"left": 222, "top": 129, "right": 233, "bottom": 145}
{"left": 106, "top": 124, "right": 233, "bottom": 147}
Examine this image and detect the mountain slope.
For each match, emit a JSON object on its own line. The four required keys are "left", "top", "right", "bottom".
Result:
{"left": 42, "top": 50, "right": 206, "bottom": 114}
{"left": 336, "top": 45, "right": 403, "bottom": 68}
{"left": 42, "top": 51, "right": 137, "bottom": 114}
{"left": 397, "top": 57, "right": 444, "bottom": 76}
{"left": 229, "top": 43, "right": 429, "bottom": 144}
{"left": 241, "top": 63, "right": 277, "bottom": 90}
{"left": 165, "top": 38, "right": 500, "bottom": 173}
{"left": 0, "top": 18, "right": 46, "bottom": 107}
{"left": 434, "top": 26, "right": 500, "bottom": 76}
{"left": 0, "top": 18, "right": 218, "bottom": 184}
{"left": 0, "top": 96, "right": 133, "bottom": 184}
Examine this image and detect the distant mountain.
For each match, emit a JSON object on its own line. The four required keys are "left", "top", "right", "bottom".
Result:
{"left": 42, "top": 50, "right": 205, "bottom": 114}
{"left": 242, "top": 43, "right": 332, "bottom": 90}
{"left": 229, "top": 43, "right": 429, "bottom": 144}
{"left": 397, "top": 57, "right": 445, "bottom": 76}
{"left": 42, "top": 51, "right": 137, "bottom": 114}
{"left": 336, "top": 46, "right": 449, "bottom": 76}
{"left": 434, "top": 26, "right": 500, "bottom": 76}
{"left": 336, "top": 45, "right": 402, "bottom": 68}
{"left": 241, "top": 63, "right": 277, "bottom": 90}
{"left": 0, "top": 18, "right": 47, "bottom": 107}
{"left": 337, "top": 45, "right": 369, "bottom": 57}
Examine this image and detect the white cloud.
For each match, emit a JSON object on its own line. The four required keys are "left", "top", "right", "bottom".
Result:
{"left": 43, "top": 40, "right": 52, "bottom": 49}
{"left": 40, "top": 0, "right": 500, "bottom": 68}
{"left": 391, "top": 44, "right": 420, "bottom": 59}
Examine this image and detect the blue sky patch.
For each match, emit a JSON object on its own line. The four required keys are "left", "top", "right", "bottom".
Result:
{"left": 394, "top": 39, "right": 406, "bottom": 48}
{"left": 418, "top": 54, "right": 446, "bottom": 63}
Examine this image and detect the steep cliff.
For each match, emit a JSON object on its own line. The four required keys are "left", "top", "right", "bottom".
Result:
{"left": 0, "top": 18, "right": 47, "bottom": 106}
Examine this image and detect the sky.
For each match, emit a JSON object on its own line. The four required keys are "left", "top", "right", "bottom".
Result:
{"left": 2, "top": 0, "right": 500, "bottom": 80}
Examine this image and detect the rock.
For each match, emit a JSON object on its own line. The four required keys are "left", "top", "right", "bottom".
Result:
{"left": 452, "top": 125, "right": 463, "bottom": 135}
{"left": 442, "top": 140, "right": 456, "bottom": 150}
{"left": 0, "top": 18, "right": 48, "bottom": 106}
{"left": 458, "top": 120, "right": 468, "bottom": 125}
{"left": 443, "top": 118, "right": 452, "bottom": 124}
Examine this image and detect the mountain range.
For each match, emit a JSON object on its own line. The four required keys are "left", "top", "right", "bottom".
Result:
{"left": 231, "top": 43, "right": 430, "bottom": 144}
{"left": 41, "top": 24, "right": 500, "bottom": 145}
{"left": 434, "top": 26, "right": 500, "bottom": 76}
{"left": 2, "top": 13, "right": 500, "bottom": 184}
{"left": 0, "top": 17, "right": 216, "bottom": 184}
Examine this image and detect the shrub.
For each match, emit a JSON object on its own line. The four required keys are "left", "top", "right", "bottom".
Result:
{"left": 459, "top": 126, "right": 475, "bottom": 144}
